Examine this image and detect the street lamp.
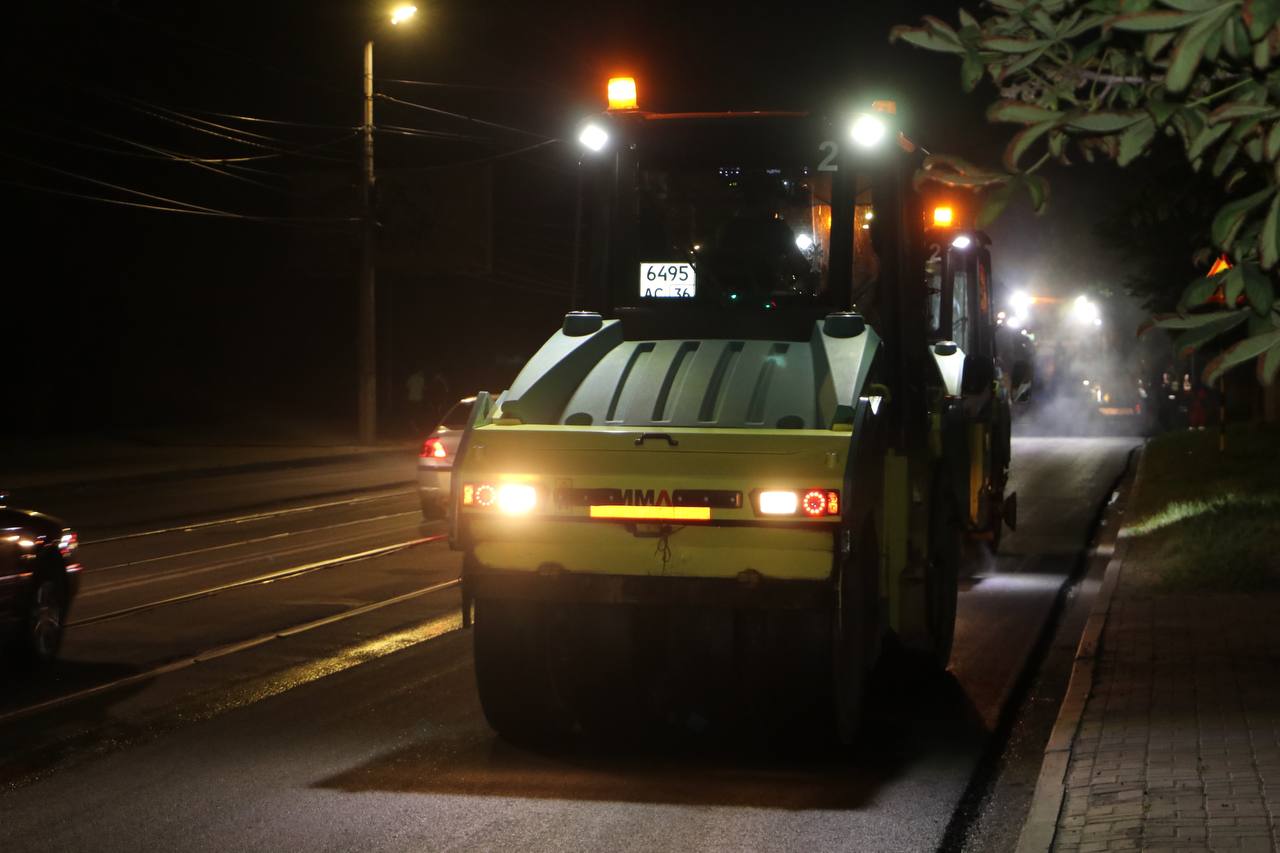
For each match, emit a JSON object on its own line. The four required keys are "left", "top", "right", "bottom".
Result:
{"left": 358, "top": 4, "right": 418, "bottom": 444}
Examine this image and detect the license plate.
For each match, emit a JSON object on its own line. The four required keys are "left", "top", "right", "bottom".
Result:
{"left": 640, "top": 263, "right": 696, "bottom": 298}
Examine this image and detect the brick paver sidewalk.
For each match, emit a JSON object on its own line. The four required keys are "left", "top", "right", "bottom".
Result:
{"left": 1052, "top": 585, "right": 1280, "bottom": 852}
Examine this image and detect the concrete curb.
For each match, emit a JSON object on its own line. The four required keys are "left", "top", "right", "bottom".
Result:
{"left": 1014, "top": 445, "right": 1146, "bottom": 853}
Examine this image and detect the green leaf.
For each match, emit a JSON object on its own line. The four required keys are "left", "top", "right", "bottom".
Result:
{"left": 1110, "top": 9, "right": 1211, "bottom": 30}
{"left": 1245, "top": 0, "right": 1280, "bottom": 40}
{"left": 1025, "top": 174, "right": 1050, "bottom": 212}
{"left": 1153, "top": 308, "right": 1244, "bottom": 329}
{"left": 890, "top": 25, "right": 966, "bottom": 54}
{"left": 1027, "top": 8, "right": 1055, "bottom": 35}
{"left": 926, "top": 171, "right": 1009, "bottom": 188}
{"left": 1148, "top": 99, "right": 1177, "bottom": 126}
{"left": 1261, "top": 190, "right": 1280, "bottom": 268}
{"left": 919, "top": 154, "right": 1007, "bottom": 186}
{"left": 1187, "top": 120, "right": 1232, "bottom": 159}
{"left": 1265, "top": 122, "right": 1280, "bottom": 160}
{"left": 980, "top": 37, "right": 1049, "bottom": 53}
{"left": 1205, "top": 328, "right": 1280, "bottom": 383}
{"left": 1167, "top": 7, "right": 1233, "bottom": 92}
{"left": 1163, "top": 0, "right": 1232, "bottom": 10}
{"left": 1205, "top": 15, "right": 1227, "bottom": 61}
{"left": 1212, "top": 187, "right": 1273, "bottom": 249}
{"left": 978, "top": 182, "right": 1017, "bottom": 228}
{"left": 1229, "top": 114, "right": 1263, "bottom": 142}
{"left": 1173, "top": 311, "right": 1251, "bottom": 356}
{"left": 1223, "top": 13, "right": 1251, "bottom": 59}
{"left": 1253, "top": 36, "right": 1271, "bottom": 69}
{"left": 1079, "top": 45, "right": 1107, "bottom": 74}
{"left": 1212, "top": 140, "right": 1242, "bottom": 176}
{"left": 1065, "top": 13, "right": 1109, "bottom": 37}
{"left": 961, "top": 52, "right": 984, "bottom": 92}
{"left": 958, "top": 7, "right": 980, "bottom": 29}
{"left": 1182, "top": 273, "right": 1228, "bottom": 310}
{"left": 1242, "top": 263, "right": 1276, "bottom": 313}
{"left": 1002, "top": 44, "right": 1050, "bottom": 77}
{"left": 987, "top": 100, "right": 1061, "bottom": 124}
{"left": 1259, "top": 343, "right": 1280, "bottom": 384}
{"left": 1224, "top": 265, "right": 1247, "bottom": 305}
{"left": 1145, "top": 30, "right": 1178, "bottom": 59}
{"left": 1049, "top": 130, "right": 1067, "bottom": 159}
{"left": 1209, "top": 102, "right": 1275, "bottom": 123}
{"left": 1066, "top": 111, "right": 1147, "bottom": 132}
{"left": 1003, "top": 120, "right": 1059, "bottom": 171}
{"left": 1118, "top": 116, "right": 1157, "bottom": 165}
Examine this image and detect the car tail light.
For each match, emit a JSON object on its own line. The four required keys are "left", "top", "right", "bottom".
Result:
{"left": 753, "top": 489, "right": 840, "bottom": 518}
{"left": 420, "top": 436, "right": 447, "bottom": 459}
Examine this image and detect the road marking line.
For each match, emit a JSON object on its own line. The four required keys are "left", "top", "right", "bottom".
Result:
{"left": 0, "top": 578, "right": 462, "bottom": 725}
{"left": 69, "top": 535, "right": 447, "bottom": 627}
{"left": 82, "top": 489, "right": 416, "bottom": 545}
{"left": 83, "top": 510, "right": 421, "bottom": 576}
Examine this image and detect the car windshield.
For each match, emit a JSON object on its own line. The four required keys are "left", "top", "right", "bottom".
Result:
{"left": 606, "top": 118, "right": 843, "bottom": 312}
{"left": 630, "top": 163, "right": 833, "bottom": 306}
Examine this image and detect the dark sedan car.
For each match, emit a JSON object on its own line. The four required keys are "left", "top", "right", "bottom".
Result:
{"left": 1, "top": 496, "right": 81, "bottom": 666}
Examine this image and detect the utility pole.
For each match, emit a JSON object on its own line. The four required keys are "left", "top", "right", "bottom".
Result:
{"left": 358, "top": 38, "right": 377, "bottom": 444}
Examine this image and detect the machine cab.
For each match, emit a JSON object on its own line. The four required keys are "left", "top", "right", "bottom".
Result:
{"left": 576, "top": 90, "right": 923, "bottom": 314}
{"left": 924, "top": 204, "right": 996, "bottom": 398}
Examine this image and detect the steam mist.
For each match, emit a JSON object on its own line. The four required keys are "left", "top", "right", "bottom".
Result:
{"left": 987, "top": 167, "right": 1169, "bottom": 438}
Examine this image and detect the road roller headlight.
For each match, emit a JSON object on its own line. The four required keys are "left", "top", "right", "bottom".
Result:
{"left": 758, "top": 490, "right": 799, "bottom": 515}
{"left": 754, "top": 489, "right": 840, "bottom": 518}
{"left": 850, "top": 113, "right": 887, "bottom": 148}
{"left": 497, "top": 484, "right": 537, "bottom": 515}
{"left": 462, "top": 482, "right": 537, "bottom": 515}
{"left": 578, "top": 122, "right": 609, "bottom": 153}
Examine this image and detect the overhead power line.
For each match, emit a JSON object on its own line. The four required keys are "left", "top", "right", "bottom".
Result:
{"left": 182, "top": 108, "right": 358, "bottom": 132}
{"left": 376, "top": 93, "right": 553, "bottom": 140}
{"left": 389, "top": 138, "right": 561, "bottom": 172}
{"left": 88, "top": 89, "right": 358, "bottom": 162}
{"left": 3, "top": 149, "right": 227, "bottom": 214}
{"left": 379, "top": 78, "right": 548, "bottom": 93}
{"left": 0, "top": 152, "right": 358, "bottom": 225}
{"left": 6, "top": 124, "right": 290, "bottom": 194}
{"left": 4, "top": 123, "right": 271, "bottom": 165}
{"left": 124, "top": 103, "right": 359, "bottom": 163}
{"left": 2, "top": 178, "right": 360, "bottom": 226}
{"left": 376, "top": 124, "right": 494, "bottom": 142}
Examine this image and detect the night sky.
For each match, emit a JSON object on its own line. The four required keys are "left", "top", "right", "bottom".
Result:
{"left": 3, "top": 1, "right": 1136, "bottom": 439}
